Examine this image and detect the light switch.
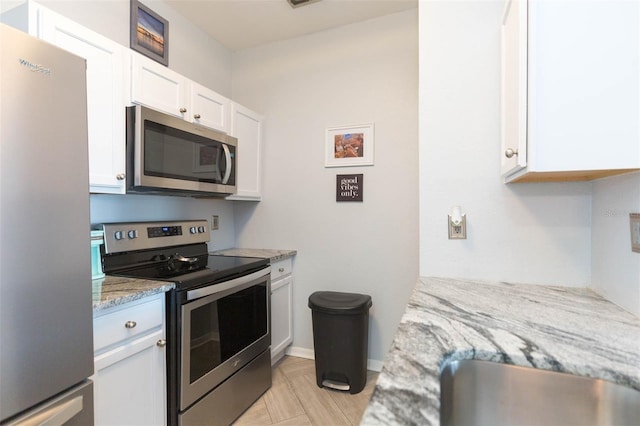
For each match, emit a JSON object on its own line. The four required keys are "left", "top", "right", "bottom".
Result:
{"left": 631, "top": 213, "right": 640, "bottom": 253}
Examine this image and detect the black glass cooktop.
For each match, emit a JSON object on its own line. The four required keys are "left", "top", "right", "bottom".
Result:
{"left": 110, "top": 254, "right": 268, "bottom": 289}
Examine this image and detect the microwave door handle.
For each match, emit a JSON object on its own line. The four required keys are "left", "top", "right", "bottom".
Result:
{"left": 221, "top": 144, "right": 232, "bottom": 184}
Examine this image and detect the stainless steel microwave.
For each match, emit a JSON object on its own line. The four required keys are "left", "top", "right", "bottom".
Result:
{"left": 126, "top": 105, "right": 237, "bottom": 197}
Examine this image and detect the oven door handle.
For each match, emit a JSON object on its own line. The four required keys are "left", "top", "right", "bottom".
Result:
{"left": 186, "top": 266, "right": 271, "bottom": 301}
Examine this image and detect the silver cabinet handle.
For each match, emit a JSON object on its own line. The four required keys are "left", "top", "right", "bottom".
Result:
{"left": 116, "top": 173, "right": 126, "bottom": 180}
{"left": 193, "top": 113, "right": 201, "bottom": 119}
{"left": 179, "top": 107, "right": 187, "bottom": 113}
{"left": 124, "top": 321, "right": 137, "bottom": 329}
{"left": 157, "top": 339, "right": 167, "bottom": 347}
{"left": 278, "top": 267, "right": 285, "bottom": 273}
{"left": 505, "top": 148, "right": 518, "bottom": 158}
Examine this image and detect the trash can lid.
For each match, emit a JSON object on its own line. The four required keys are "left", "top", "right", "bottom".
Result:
{"left": 308, "top": 291, "right": 372, "bottom": 314}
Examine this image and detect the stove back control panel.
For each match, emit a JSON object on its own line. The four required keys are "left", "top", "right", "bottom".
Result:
{"left": 101, "top": 220, "right": 210, "bottom": 254}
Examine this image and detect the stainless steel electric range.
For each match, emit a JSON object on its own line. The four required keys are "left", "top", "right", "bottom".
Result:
{"left": 101, "top": 220, "right": 272, "bottom": 426}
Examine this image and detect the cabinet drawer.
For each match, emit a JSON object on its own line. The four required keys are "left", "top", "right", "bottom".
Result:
{"left": 94, "top": 297, "right": 163, "bottom": 353}
{"left": 270, "top": 258, "right": 292, "bottom": 281}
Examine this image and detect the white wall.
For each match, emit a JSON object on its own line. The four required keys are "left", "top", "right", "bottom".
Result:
{"left": 231, "top": 10, "right": 419, "bottom": 364}
{"left": 90, "top": 194, "right": 236, "bottom": 251}
{"left": 591, "top": 172, "right": 640, "bottom": 316}
{"left": 418, "top": 1, "right": 592, "bottom": 286}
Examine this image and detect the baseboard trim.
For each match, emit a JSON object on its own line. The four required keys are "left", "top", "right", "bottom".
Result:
{"left": 285, "top": 346, "right": 383, "bottom": 372}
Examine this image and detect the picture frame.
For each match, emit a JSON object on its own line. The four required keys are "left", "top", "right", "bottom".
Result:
{"left": 336, "top": 174, "right": 363, "bottom": 202}
{"left": 325, "top": 123, "right": 375, "bottom": 167}
{"left": 130, "top": 0, "right": 169, "bottom": 66}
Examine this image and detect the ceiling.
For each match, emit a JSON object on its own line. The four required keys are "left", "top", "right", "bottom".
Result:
{"left": 165, "top": 0, "right": 418, "bottom": 51}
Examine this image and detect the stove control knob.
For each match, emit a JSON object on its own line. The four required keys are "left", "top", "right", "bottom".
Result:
{"left": 198, "top": 226, "right": 206, "bottom": 233}
{"left": 127, "top": 230, "right": 138, "bottom": 239}
{"left": 189, "top": 226, "right": 197, "bottom": 234}
{"left": 114, "top": 231, "right": 124, "bottom": 240}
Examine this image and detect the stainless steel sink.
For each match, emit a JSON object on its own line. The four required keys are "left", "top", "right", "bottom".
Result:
{"left": 440, "top": 359, "right": 640, "bottom": 426}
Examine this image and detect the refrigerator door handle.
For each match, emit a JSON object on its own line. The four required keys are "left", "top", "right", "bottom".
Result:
{"left": 13, "top": 396, "right": 83, "bottom": 426}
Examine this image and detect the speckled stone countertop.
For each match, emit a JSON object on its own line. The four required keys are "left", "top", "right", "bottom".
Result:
{"left": 210, "top": 248, "right": 297, "bottom": 263}
{"left": 91, "top": 249, "right": 296, "bottom": 313}
{"left": 361, "top": 277, "right": 640, "bottom": 425}
{"left": 92, "top": 276, "right": 174, "bottom": 314}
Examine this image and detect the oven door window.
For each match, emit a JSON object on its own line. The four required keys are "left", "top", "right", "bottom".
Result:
{"left": 187, "top": 283, "right": 267, "bottom": 384}
{"left": 144, "top": 120, "right": 235, "bottom": 185}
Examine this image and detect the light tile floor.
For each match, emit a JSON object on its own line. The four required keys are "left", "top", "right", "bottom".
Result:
{"left": 233, "top": 356, "right": 378, "bottom": 426}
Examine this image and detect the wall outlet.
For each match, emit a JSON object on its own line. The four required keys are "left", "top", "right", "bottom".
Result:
{"left": 631, "top": 213, "right": 640, "bottom": 253}
{"left": 448, "top": 214, "right": 467, "bottom": 239}
{"left": 211, "top": 215, "right": 219, "bottom": 231}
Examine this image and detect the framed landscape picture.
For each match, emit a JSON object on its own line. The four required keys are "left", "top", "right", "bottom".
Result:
{"left": 325, "top": 123, "right": 374, "bottom": 167}
{"left": 130, "top": 0, "right": 169, "bottom": 66}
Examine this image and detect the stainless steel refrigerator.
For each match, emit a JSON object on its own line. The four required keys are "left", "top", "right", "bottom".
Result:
{"left": 0, "top": 23, "right": 94, "bottom": 424}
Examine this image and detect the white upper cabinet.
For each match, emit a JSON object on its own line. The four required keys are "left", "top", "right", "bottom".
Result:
{"left": 500, "top": 0, "right": 528, "bottom": 177}
{"left": 226, "top": 102, "right": 263, "bottom": 201}
{"left": 40, "top": 13, "right": 127, "bottom": 194}
{"left": 131, "top": 53, "right": 230, "bottom": 133}
{"left": 501, "top": 0, "right": 640, "bottom": 183}
{"left": 190, "top": 82, "right": 230, "bottom": 132}
{"left": 131, "top": 53, "right": 189, "bottom": 119}
{"left": 2, "top": 1, "right": 128, "bottom": 194}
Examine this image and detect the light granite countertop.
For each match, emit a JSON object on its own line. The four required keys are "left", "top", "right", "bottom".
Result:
{"left": 361, "top": 277, "right": 640, "bottom": 425}
{"left": 92, "top": 276, "right": 174, "bottom": 313}
{"left": 210, "top": 248, "right": 297, "bottom": 263}
{"left": 93, "top": 249, "right": 296, "bottom": 313}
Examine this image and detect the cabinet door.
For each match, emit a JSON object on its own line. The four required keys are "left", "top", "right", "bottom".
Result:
{"left": 39, "top": 11, "right": 127, "bottom": 193}
{"left": 190, "top": 82, "right": 230, "bottom": 132}
{"left": 270, "top": 274, "right": 293, "bottom": 364}
{"left": 131, "top": 53, "right": 188, "bottom": 118}
{"left": 500, "top": 0, "right": 528, "bottom": 177}
{"left": 226, "top": 103, "right": 263, "bottom": 201}
{"left": 93, "top": 329, "right": 166, "bottom": 426}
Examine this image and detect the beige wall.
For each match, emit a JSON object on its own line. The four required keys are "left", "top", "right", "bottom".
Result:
{"left": 418, "top": 0, "right": 593, "bottom": 286}
{"left": 231, "top": 9, "right": 419, "bottom": 364}
{"left": 592, "top": 172, "right": 640, "bottom": 316}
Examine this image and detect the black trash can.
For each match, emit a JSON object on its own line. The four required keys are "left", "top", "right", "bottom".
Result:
{"left": 308, "top": 291, "right": 372, "bottom": 394}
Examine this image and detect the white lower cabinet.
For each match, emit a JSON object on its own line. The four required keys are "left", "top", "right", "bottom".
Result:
{"left": 92, "top": 294, "right": 167, "bottom": 426}
{"left": 270, "top": 258, "right": 293, "bottom": 364}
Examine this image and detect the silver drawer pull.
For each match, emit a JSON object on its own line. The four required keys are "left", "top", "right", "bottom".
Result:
{"left": 124, "top": 321, "right": 137, "bottom": 329}
{"left": 157, "top": 339, "right": 167, "bottom": 347}
{"left": 278, "top": 268, "right": 285, "bottom": 273}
